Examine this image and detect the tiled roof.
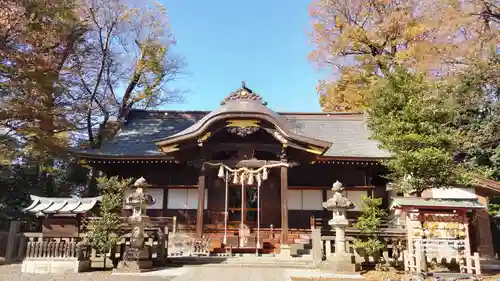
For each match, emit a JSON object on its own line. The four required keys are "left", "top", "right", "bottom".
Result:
{"left": 79, "top": 109, "right": 391, "bottom": 158}
{"left": 23, "top": 195, "right": 102, "bottom": 215}
{"left": 389, "top": 196, "right": 485, "bottom": 210}
{"left": 473, "top": 177, "right": 500, "bottom": 193}
{"left": 166, "top": 99, "right": 291, "bottom": 140}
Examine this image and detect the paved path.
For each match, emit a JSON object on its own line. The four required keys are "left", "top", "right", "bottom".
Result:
{"left": 0, "top": 263, "right": 365, "bottom": 281}
{"left": 166, "top": 267, "right": 364, "bottom": 281}
{"left": 170, "top": 267, "right": 286, "bottom": 281}
{"left": 0, "top": 264, "right": 174, "bottom": 281}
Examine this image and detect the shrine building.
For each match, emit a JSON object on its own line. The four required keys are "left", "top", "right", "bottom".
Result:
{"left": 74, "top": 83, "right": 498, "bottom": 256}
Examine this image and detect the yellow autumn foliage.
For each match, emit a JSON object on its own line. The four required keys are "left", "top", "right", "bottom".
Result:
{"left": 310, "top": 0, "right": 499, "bottom": 112}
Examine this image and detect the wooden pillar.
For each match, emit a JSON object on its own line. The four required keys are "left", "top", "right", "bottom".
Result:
{"left": 196, "top": 166, "right": 206, "bottom": 238}
{"left": 280, "top": 165, "right": 288, "bottom": 244}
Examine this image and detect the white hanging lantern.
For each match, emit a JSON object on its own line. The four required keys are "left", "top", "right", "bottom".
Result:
{"left": 262, "top": 167, "right": 268, "bottom": 180}
{"left": 218, "top": 166, "right": 225, "bottom": 178}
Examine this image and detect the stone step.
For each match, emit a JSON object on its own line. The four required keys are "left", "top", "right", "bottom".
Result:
{"left": 480, "top": 259, "right": 500, "bottom": 271}
{"left": 294, "top": 238, "right": 311, "bottom": 244}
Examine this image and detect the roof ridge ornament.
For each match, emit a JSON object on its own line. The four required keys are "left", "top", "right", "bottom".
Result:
{"left": 220, "top": 81, "right": 268, "bottom": 106}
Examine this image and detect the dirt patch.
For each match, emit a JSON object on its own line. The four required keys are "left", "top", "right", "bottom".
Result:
{"left": 292, "top": 270, "right": 500, "bottom": 281}
{"left": 292, "top": 277, "right": 365, "bottom": 281}
{"left": 361, "top": 270, "right": 406, "bottom": 281}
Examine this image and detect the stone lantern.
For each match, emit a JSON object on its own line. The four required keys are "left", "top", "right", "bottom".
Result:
{"left": 116, "top": 177, "right": 155, "bottom": 272}
{"left": 322, "top": 180, "right": 356, "bottom": 272}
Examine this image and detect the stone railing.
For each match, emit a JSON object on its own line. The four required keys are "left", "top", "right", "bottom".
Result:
{"left": 21, "top": 234, "right": 91, "bottom": 274}
{"left": 404, "top": 239, "right": 482, "bottom": 279}
{"left": 113, "top": 231, "right": 168, "bottom": 265}
{"left": 10, "top": 230, "right": 169, "bottom": 269}
{"left": 13, "top": 232, "right": 82, "bottom": 261}
{"left": 168, "top": 232, "right": 211, "bottom": 257}
{"left": 311, "top": 228, "right": 406, "bottom": 266}
{"left": 25, "top": 240, "right": 90, "bottom": 259}
{"left": 86, "top": 228, "right": 169, "bottom": 269}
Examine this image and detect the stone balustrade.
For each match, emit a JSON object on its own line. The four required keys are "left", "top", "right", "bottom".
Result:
{"left": 25, "top": 240, "right": 89, "bottom": 259}
{"left": 311, "top": 228, "right": 405, "bottom": 267}
{"left": 21, "top": 235, "right": 91, "bottom": 274}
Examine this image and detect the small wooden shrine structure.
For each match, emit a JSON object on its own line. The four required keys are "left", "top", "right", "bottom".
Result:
{"left": 23, "top": 195, "right": 102, "bottom": 237}
{"left": 391, "top": 197, "right": 484, "bottom": 279}
{"left": 20, "top": 195, "right": 101, "bottom": 273}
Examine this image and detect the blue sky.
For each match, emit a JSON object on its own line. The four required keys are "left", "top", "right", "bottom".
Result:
{"left": 161, "top": 0, "right": 327, "bottom": 112}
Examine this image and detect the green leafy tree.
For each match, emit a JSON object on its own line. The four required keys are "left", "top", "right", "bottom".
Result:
{"left": 85, "top": 176, "right": 132, "bottom": 268}
{"left": 0, "top": 0, "right": 86, "bottom": 195}
{"left": 449, "top": 54, "right": 500, "bottom": 213}
{"left": 0, "top": 164, "right": 37, "bottom": 229}
{"left": 367, "top": 68, "right": 463, "bottom": 195}
{"left": 450, "top": 54, "right": 500, "bottom": 181}
{"left": 353, "top": 196, "right": 387, "bottom": 270}
{"left": 309, "top": 0, "right": 499, "bottom": 112}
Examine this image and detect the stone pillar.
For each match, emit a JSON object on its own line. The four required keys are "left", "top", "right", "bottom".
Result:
{"left": 475, "top": 194, "right": 495, "bottom": 259}
{"left": 334, "top": 224, "right": 346, "bottom": 253}
{"left": 6, "top": 221, "right": 21, "bottom": 261}
{"left": 311, "top": 228, "right": 322, "bottom": 265}
{"left": 157, "top": 226, "right": 167, "bottom": 265}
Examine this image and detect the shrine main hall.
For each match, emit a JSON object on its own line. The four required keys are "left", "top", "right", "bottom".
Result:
{"left": 75, "top": 83, "right": 498, "bottom": 256}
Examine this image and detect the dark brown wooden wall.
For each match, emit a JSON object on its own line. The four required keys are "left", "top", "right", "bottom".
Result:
{"left": 41, "top": 217, "right": 80, "bottom": 237}
{"left": 95, "top": 161, "right": 388, "bottom": 230}
{"left": 289, "top": 163, "right": 370, "bottom": 186}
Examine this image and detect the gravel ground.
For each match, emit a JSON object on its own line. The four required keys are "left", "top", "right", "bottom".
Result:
{"left": 0, "top": 264, "right": 174, "bottom": 281}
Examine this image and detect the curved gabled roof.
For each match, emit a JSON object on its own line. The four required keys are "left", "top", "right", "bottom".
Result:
{"left": 154, "top": 84, "right": 332, "bottom": 152}
{"left": 74, "top": 83, "right": 392, "bottom": 159}
{"left": 23, "top": 195, "right": 102, "bottom": 215}
{"left": 75, "top": 110, "right": 391, "bottom": 159}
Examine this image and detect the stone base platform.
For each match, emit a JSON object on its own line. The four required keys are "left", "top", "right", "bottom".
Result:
{"left": 115, "top": 260, "right": 154, "bottom": 273}
{"left": 322, "top": 253, "right": 356, "bottom": 273}
{"left": 21, "top": 258, "right": 90, "bottom": 273}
